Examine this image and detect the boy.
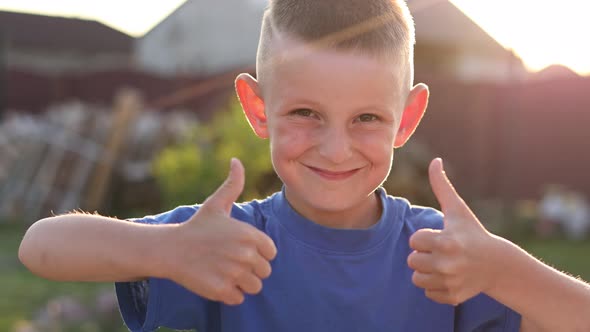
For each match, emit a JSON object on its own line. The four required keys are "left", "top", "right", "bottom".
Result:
{"left": 19, "top": 0, "right": 590, "bottom": 331}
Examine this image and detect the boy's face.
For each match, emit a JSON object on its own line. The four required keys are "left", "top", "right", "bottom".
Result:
{"left": 237, "top": 38, "right": 427, "bottom": 226}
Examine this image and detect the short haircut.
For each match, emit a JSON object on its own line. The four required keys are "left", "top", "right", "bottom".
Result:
{"left": 257, "top": 0, "right": 416, "bottom": 90}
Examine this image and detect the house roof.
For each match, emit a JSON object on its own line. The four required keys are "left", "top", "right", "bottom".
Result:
{"left": 141, "top": 0, "right": 506, "bottom": 57}
{"left": 0, "top": 10, "right": 134, "bottom": 54}
{"left": 410, "top": 0, "right": 508, "bottom": 56}
{"left": 528, "top": 65, "right": 580, "bottom": 81}
{"left": 140, "top": 0, "right": 191, "bottom": 39}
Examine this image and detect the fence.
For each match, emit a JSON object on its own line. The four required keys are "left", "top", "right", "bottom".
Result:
{"left": 3, "top": 68, "right": 590, "bottom": 208}
{"left": 415, "top": 75, "right": 590, "bottom": 201}
{"left": 0, "top": 90, "right": 200, "bottom": 222}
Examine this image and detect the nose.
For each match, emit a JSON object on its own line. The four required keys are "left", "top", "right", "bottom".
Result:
{"left": 317, "top": 125, "right": 353, "bottom": 164}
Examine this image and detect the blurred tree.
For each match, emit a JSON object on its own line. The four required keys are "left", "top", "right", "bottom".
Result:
{"left": 153, "top": 97, "right": 278, "bottom": 210}
{"left": 383, "top": 140, "right": 438, "bottom": 208}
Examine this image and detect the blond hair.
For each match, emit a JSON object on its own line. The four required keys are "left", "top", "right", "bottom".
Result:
{"left": 257, "top": 0, "right": 416, "bottom": 89}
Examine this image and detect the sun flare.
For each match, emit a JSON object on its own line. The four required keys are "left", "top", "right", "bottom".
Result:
{"left": 450, "top": 0, "right": 590, "bottom": 75}
{"left": 1, "top": 0, "right": 589, "bottom": 74}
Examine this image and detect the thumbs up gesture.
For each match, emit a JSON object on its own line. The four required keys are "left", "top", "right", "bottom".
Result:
{"left": 159, "top": 158, "right": 277, "bottom": 305}
{"left": 408, "top": 158, "right": 499, "bottom": 305}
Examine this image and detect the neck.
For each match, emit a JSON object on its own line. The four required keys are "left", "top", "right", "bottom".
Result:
{"left": 285, "top": 190, "right": 383, "bottom": 229}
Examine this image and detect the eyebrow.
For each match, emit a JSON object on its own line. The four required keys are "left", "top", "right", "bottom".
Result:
{"left": 276, "top": 95, "right": 324, "bottom": 110}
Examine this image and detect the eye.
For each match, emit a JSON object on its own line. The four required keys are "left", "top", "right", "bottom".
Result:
{"left": 357, "top": 113, "right": 379, "bottom": 122}
{"left": 290, "top": 108, "right": 315, "bottom": 117}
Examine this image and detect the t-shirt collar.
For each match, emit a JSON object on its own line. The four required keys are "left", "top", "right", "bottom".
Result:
{"left": 271, "top": 187, "right": 398, "bottom": 254}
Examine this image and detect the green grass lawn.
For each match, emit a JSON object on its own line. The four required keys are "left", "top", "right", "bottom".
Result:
{"left": 521, "top": 238, "right": 590, "bottom": 280}
{"left": 0, "top": 223, "right": 127, "bottom": 331}
{"left": 1, "top": 223, "right": 589, "bottom": 331}
{"left": 0, "top": 223, "right": 181, "bottom": 332}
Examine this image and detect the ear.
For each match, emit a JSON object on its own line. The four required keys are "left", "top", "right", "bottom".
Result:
{"left": 235, "top": 73, "right": 269, "bottom": 139}
{"left": 394, "top": 83, "right": 429, "bottom": 148}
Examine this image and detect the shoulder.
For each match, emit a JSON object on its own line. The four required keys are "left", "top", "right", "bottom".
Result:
{"left": 382, "top": 193, "right": 444, "bottom": 232}
{"left": 231, "top": 193, "right": 278, "bottom": 229}
{"left": 128, "top": 204, "right": 199, "bottom": 225}
{"left": 128, "top": 193, "right": 278, "bottom": 227}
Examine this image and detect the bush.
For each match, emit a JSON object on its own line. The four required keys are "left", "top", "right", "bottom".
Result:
{"left": 153, "top": 97, "right": 279, "bottom": 210}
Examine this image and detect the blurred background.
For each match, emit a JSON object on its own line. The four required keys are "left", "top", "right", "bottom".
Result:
{"left": 0, "top": 0, "right": 589, "bottom": 331}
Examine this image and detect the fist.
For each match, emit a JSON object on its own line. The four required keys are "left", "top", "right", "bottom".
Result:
{"left": 161, "top": 158, "right": 277, "bottom": 306}
{"left": 407, "top": 158, "right": 498, "bottom": 306}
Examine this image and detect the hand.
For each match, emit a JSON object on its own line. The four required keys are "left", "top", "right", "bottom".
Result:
{"left": 407, "top": 158, "right": 498, "bottom": 305}
{"left": 160, "top": 158, "right": 277, "bottom": 305}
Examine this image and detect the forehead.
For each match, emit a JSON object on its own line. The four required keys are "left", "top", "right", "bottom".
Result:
{"left": 260, "top": 35, "right": 405, "bottom": 112}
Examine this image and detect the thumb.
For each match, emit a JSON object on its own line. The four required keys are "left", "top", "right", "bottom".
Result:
{"left": 203, "top": 158, "right": 245, "bottom": 215}
{"left": 428, "top": 158, "right": 467, "bottom": 217}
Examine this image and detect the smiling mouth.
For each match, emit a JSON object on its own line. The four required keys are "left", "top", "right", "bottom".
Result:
{"left": 305, "top": 165, "right": 361, "bottom": 180}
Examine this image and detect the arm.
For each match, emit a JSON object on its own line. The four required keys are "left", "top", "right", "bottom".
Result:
{"left": 19, "top": 159, "right": 277, "bottom": 306}
{"left": 19, "top": 214, "right": 174, "bottom": 282}
{"left": 407, "top": 159, "right": 590, "bottom": 332}
{"left": 487, "top": 236, "right": 590, "bottom": 332}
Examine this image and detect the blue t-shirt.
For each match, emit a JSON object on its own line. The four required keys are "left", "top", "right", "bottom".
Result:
{"left": 116, "top": 188, "right": 521, "bottom": 332}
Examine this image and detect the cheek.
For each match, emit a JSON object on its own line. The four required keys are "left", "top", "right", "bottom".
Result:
{"left": 270, "top": 121, "right": 314, "bottom": 158}
{"left": 356, "top": 129, "right": 395, "bottom": 163}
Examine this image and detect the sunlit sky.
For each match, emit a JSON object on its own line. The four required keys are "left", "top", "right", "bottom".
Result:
{"left": 0, "top": 0, "right": 589, "bottom": 75}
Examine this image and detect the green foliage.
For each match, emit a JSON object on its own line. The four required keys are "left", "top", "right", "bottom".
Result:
{"left": 0, "top": 224, "right": 176, "bottom": 331}
{"left": 153, "top": 97, "right": 277, "bottom": 210}
{"left": 383, "top": 141, "right": 438, "bottom": 207}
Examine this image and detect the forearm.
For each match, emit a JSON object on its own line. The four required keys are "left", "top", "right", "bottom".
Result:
{"left": 485, "top": 236, "right": 590, "bottom": 332}
{"left": 19, "top": 214, "right": 175, "bottom": 282}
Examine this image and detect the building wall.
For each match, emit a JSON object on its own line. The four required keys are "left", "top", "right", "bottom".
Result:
{"left": 415, "top": 44, "right": 525, "bottom": 82}
{"left": 456, "top": 50, "right": 526, "bottom": 82}
{"left": 136, "top": 0, "right": 525, "bottom": 82}
{"left": 136, "top": 0, "right": 265, "bottom": 76}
